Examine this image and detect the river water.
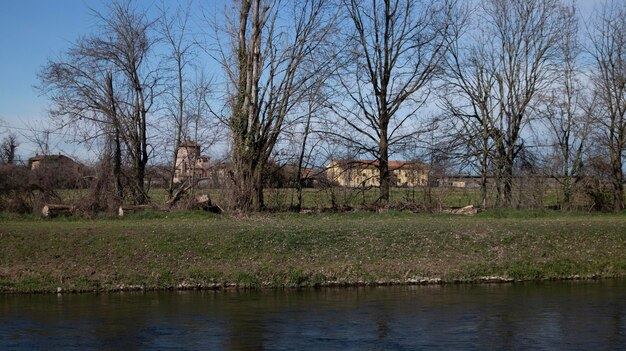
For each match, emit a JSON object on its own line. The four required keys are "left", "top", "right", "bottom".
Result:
{"left": 1, "top": 280, "right": 625, "bottom": 350}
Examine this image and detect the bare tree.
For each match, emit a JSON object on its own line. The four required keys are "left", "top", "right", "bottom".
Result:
{"left": 0, "top": 133, "right": 19, "bottom": 164}
{"left": 444, "top": 0, "right": 566, "bottom": 208}
{"left": 587, "top": 0, "right": 626, "bottom": 212}
{"left": 183, "top": 69, "right": 220, "bottom": 196}
{"left": 294, "top": 96, "right": 316, "bottom": 211}
{"left": 219, "top": 0, "right": 336, "bottom": 211}
{"left": 158, "top": 2, "right": 197, "bottom": 199}
{"left": 538, "top": 3, "right": 588, "bottom": 209}
{"left": 18, "top": 123, "right": 54, "bottom": 157}
{"left": 293, "top": 78, "right": 331, "bottom": 211}
{"left": 442, "top": 3, "right": 496, "bottom": 208}
{"left": 94, "top": 2, "right": 158, "bottom": 205}
{"left": 39, "top": 1, "right": 158, "bottom": 205}
{"left": 329, "top": 0, "right": 455, "bottom": 204}
{"left": 488, "top": 0, "right": 567, "bottom": 207}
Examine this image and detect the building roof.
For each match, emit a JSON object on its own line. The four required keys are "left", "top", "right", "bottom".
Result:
{"left": 28, "top": 154, "right": 76, "bottom": 163}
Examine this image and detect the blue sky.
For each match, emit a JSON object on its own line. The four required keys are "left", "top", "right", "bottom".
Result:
{"left": 0, "top": 1, "right": 127, "bottom": 159}
{"left": 0, "top": 4, "right": 94, "bottom": 122}
{"left": 0, "top": 0, "right": 222, "bottom": 160}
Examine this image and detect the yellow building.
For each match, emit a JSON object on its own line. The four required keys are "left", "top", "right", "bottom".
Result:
{"left": 326, "top": 159, "right": 428, "bottom": 187}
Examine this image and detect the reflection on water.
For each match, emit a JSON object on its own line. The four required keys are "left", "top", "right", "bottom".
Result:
{"left": 1, "top": 280, "right": 625, "bottom": 350}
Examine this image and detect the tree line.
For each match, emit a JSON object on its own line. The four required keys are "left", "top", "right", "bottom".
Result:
{"left": 26, "top": 0, "right": 626, "bottom": 212}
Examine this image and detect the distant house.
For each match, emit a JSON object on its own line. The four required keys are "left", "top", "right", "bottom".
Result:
{"left": 28, "top": 154, "right": 81, "bottom": 172}
{"left": 28, "top": 154, "right": 86, "bottom": 188}
{"left": 173, "top": 140, "right": 211, "bottom": 183}
{"left": 326, "top": 159, "right": 429, "bottom": 187}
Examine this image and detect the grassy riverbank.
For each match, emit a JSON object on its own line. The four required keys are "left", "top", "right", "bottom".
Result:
{"left": 1, "top": 210, "right": 625, "bottom": 293}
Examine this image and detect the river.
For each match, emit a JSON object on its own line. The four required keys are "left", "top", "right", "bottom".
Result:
{"left": 1, "top": 280, "right": 625, "bottom": 350}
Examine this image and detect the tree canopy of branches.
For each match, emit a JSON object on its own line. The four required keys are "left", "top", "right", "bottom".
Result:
{"left": 588, "top": 0, "right": 626, "bottom": 212}
{"left": 443, "top": 0, "right": 567, "bottom": 208}
{"left": 442, "top": 2, "right": 495, "bottom": 208}
{"left": 0, "top": 133, "right": 19, "bottom": 165}
{"left": 39, "top": 0, "right": 157, "bottom": 205}
{"left": 330, "top": 0, "right": 456, "bottom": 203}
{"left": 158, "top": 3, "right": 198, "bottom": 199}
{"left": 487, "top": 0, "right": 567, "bottom": 207}
{"left": 538, "top": 3, "right": 587, "bottom": 209}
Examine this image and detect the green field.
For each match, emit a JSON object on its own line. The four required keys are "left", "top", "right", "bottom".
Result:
{"left": 57, "top": 185, "right": 568, "bottom": 211}
{"left": 1, "top": 210, "right": 625, "bottom": 293}
{"left": 57, "top": 187, "right": 488, "bottom": 208}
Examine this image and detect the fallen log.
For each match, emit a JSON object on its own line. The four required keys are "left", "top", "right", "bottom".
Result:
{"left": 441, "top": 205, "right": 478, "bottom": 216}
{"left": 207, "top": 204, "right": 223, "bottom": 214}
{"left": 194, "top": 194, "right": 223, "bottom": 214}
{"left": 42, "top": 204, "right": 75, "bottom": 218}
{"left": 118, "top": 205, "right": 156, "bottom": 217}
{"left": 195, "top": 194, "right": 210, "bottom": 208}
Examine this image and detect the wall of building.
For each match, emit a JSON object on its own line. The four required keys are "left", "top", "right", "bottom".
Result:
{"left": 327, "top": 161, "right": 428, "bottom": 188}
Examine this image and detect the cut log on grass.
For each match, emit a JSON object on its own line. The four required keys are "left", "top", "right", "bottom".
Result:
{"left": 207, "top": 204, "right": 223, "bottom": 214}
{"left": 441, "top": 205, "right": 478, "bottom": 216}
{"left": 195, "top": 194, "right": 210, "bottom": 208}
{"left": 118, "top": 205, "right": 156, "bottom": 217}
{"left": 194, "top": 194, "right": 223, "bottom": 214}
{"left": 42, "top": 204, "right": 75, "bottom": 218}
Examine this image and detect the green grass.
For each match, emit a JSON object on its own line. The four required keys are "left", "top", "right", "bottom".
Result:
{"left": 51, "top": 182, "right": 619, "bottom": 213}
{"left": 55, "top": 186, "right": 553, "bottom": 210}
{"left": 1, "top": 210, "right": 625, "bottom": 293}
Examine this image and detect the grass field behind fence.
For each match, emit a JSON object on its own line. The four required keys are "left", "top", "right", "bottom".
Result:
{"left": 57, "top": 186, "right": 571, "bottom": 211}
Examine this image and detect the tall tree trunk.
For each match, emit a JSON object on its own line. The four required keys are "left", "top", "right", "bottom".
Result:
{"left": 168, "top": 58, "right": 185, "bottom": 199}
{"left": 132, "top": 88, "right": 149, "bottom": 205}
{"left": 253, "top": 158, "right": 265, "bottom": 210}
{"left": 480, "top": 119, "right": 490, "bottom": 209}
{"left": 611, "top": 155, "right": 624, "bottom": 212}
{"left": 106, "top": 72, "right": 124, "bottom": 203}
{"left": 480, "top": 148, "right": 488, "bottom": 209}
{"left": 134, "top": 132, "right": 146, "bottom": 205}
{"left": 503, "top": 152, "right": 514, "bottom": 207}
{"left": 231, "top": 0, "right": 262, "bottom": 212}
{"left": 227, "top": 0, "right": 332, "bottom": 211}
{"left": 113, "top": 126, "right": 123, "bottom": 202}
{"left": 561, "top": 144, "right": 572, "bottom": 209}
{"left": 379, "top": 129, "right": 390, "bottom": 204}
{"left": 233, "top": 154, "right": 254, "bottom": 211}
{"left": 295, "top": 101, "right": 313, "bottom": 212}
{"left": 493, "top": 130, "right": 505, "bottom": 208}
